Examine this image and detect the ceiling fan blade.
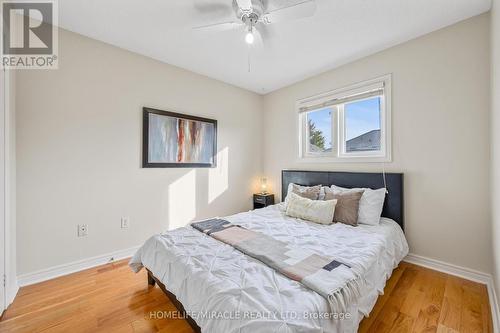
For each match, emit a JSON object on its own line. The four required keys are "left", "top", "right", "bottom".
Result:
{"left": 236, "top": 0, "right": 252, "bottom": 11}
{"left": 262, "top": 0, "right": 317, "bottom": 25}
{"left": 193, "top": 21, "right": 242, "bottom": 32}
{"left": 193, "top": 2, "right": 232, "bottom": 15}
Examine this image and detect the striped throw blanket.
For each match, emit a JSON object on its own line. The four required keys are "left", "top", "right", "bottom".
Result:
{"left": 191, "top": 218, "right": 364, "bottom": 314}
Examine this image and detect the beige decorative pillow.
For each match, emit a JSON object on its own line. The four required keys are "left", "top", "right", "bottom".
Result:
{"left": 288, "top": 183, "right": 322, "bottom": 200}
{"left": 324, "top": 188, "right": 364, "bottom": 226}
{"left": 285, "top": 192, "right": 337, "bottom": 225}
{"left": 331, "top": 185, "right": 385, "bottom": 226}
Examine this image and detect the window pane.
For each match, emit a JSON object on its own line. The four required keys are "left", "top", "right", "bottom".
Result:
{"left": 306, "top": 108, "right": 333, "bottom": 154}
{"left": 345, "top": 97, "right": 381, "bottom": 152}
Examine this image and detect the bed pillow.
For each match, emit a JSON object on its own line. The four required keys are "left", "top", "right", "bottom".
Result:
{"left": 318, "top": 186, "right": 326, "bottom": 200}
{"left": 285, "top": 192, "right": 337, "bottom": 225}
{"left": 286, "top": 183, "right": 322, "bottom": 202}
{"left": 331, "top": 185, "right": 386, "bottom": 226}
{"left": 324, "top": 188, "right": 364, "bottom": 226}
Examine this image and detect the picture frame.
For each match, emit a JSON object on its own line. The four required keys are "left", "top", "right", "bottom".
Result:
{"left": 142, "top": 107, "right": 217, "bottom": 168}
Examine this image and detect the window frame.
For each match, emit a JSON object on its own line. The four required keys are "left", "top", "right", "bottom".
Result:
{"left": 301, "top": 105, "right": 338, "bottom": 157}
{"left": 297, "top": 75, "right": 392, "bottom": 163}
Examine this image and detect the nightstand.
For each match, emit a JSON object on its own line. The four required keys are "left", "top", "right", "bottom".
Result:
{"left": 253, "top": 194, "right": 275, "bottom": 209}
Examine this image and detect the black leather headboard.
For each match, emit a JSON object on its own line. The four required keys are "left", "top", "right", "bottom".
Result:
{"left": 281, "top": 170, "right": 404, "bottom": 230}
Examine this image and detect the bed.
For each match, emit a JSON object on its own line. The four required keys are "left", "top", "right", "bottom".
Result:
{"left": 130, "top": 170, "right": 409, "bottom": 333}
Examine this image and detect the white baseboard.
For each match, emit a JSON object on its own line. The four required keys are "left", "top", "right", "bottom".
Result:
{"left": 6, "top": 282, "right": 19, "bottom": 306}
{"left": 404, "top": 253, "right": 499, "bottom": 333}
{"left": 17, "top": 245, "right": 140, "bottom": 287}
{"left": 489, "top": 283, "right": 500, "bottom": 333}
{"left": 405, "top": 253, "right": 492, "bottom": 284}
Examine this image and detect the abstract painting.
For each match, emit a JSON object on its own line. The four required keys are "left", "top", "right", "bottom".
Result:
{"left": 143, "top": 108, "right": 217, "bottom": 168}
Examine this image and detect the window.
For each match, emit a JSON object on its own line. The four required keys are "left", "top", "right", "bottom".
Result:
{"left": 345, "top": 97, "right": 381, "bottom": 152}
{"left": 306, "top": 107, "right": 333, "bottom": 154}
{"left": 298, "top": 75, "right": 391, "bottom": 162}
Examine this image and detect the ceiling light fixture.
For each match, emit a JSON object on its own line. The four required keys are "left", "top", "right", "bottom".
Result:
{"left": 245, "top": 19, "right": 255, "bottom": 45}
{"left": 245, "top": 30, "right": 254, "bottom": 44}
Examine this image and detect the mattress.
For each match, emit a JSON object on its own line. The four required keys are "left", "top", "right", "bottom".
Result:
{"left": 130, "top": 204, "right": 409, "bottom": 333}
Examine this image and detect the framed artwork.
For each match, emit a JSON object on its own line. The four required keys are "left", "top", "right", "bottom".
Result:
{"left": 142, "top": 107, "right": 217, "bottom": 168}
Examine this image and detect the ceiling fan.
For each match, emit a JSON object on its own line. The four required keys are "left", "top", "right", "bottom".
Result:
{"left": 193, "top": 0, "right": 317, "bottom": 45}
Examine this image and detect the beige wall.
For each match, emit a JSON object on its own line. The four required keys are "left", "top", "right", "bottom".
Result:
{"left": 262, "top": 14, "right": 492, "bottom": 273}
{"left": 16, "top": 29, "right": 263, "bottom": 275}
{"left": 491, "top": 0, "right": 500, "bottom": 304}
{"left": 15, "top": 12, "right": 495, "bottom": 280}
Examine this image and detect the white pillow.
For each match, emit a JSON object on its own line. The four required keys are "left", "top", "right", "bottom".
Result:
{"left": 330, "top": 185, "right": 386, "bottom": 225}
{"left": 285, "top": 192, "right": 337, "bottom": 225}
{"left": 318, "top": 186, "right": 326, "bottom": 200}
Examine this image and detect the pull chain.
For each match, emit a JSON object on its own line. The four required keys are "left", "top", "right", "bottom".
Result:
{"left": 247, "top": 45, "right": 251, "bottom": 73}
{"left": 382, "top": 162, "right": 389, "bottom": 194}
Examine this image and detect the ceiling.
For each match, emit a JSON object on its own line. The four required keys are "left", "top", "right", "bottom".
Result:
{"left": 57, "top": 0, "right": 491, "bottom": 94}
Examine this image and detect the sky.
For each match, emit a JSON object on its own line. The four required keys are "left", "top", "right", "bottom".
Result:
{"left": 307, "top": 97, "right": 381, "bottom": 148}
{"left": 345, "top": 97, "right": 381, "bottom": 140}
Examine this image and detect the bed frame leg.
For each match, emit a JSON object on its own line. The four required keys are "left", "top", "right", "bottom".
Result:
{"left": 147, "top": 271, "right": 156, "bottom": 287}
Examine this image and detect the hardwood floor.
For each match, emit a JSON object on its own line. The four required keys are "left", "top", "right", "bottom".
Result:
{"left": 358, "top": 262, "right": 493, "bottom": 333}
{"left": 0, "top": 260, "right": 492, "bottom": 332}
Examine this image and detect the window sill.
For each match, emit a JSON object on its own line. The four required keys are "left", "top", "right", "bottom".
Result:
{"left": 297, "top": 155, "right": 392, "bottom": 163}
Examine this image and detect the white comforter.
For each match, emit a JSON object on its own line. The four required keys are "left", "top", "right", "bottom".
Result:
{"left": 130, "top": 204, "right": 409, "bottom": 333}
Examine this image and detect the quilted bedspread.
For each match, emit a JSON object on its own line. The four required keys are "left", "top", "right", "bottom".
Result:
{"left": 130, "top": 204, "right": 408, "bottom": 333}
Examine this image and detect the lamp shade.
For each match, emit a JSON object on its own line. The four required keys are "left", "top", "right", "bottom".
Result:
{"left": 260, "top": 177, "right": 268, "bottom": 194}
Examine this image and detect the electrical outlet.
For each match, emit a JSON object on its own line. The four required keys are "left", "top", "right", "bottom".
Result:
{"left": 77, "top": 224, "right": 88, "bottom": 237}
{"left": 121, "top": 217, "right": 130, "bottom": 229}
